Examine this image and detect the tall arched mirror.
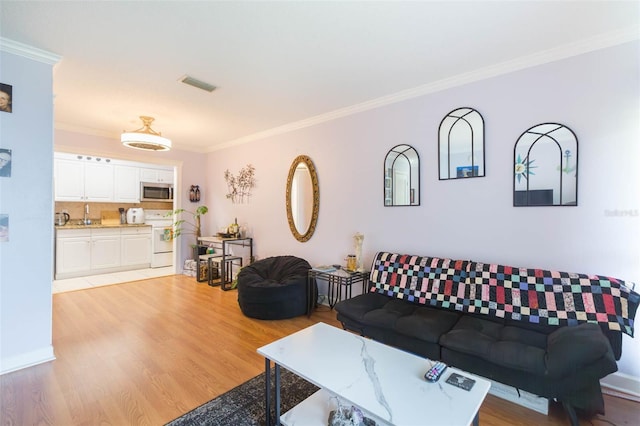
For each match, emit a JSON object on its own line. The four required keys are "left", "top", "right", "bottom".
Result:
{"left": 439, "top": 107, "right": 485, "bottom": 179}
{"left": 384, "top": 144, "right": 420, "bottom": 206}
{"left": 286, "top": 155, "right": 319, "bottom": 242}
{"left": 514, "top": 123, "right": 578, "bottom": 206}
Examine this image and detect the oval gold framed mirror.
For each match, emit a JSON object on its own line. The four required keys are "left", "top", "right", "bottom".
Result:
{"left": 286, "top": 155, "right": 319, "bottom": 242}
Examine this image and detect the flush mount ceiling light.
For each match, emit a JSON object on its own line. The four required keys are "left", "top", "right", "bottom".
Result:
{"left": 121, "top": 116, "right": 172, "bottom": 151}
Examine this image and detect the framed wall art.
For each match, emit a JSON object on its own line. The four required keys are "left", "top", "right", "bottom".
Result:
{"left": 0, "top": 149, "right": 12, "bottom": 177}
{"left": 0, "top": 214, "right": 8, "bottom": 242}
{"left": 0, "top": 83, "right": 12, "bottom": 113}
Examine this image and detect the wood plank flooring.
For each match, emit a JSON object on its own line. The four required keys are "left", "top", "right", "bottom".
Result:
{"left": 1, "top": 274, "right": 638, "bottom": 425}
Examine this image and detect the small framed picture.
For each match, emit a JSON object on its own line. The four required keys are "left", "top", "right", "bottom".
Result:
{"left": 0, "top": 83, "right": 12, "bottom": 113}
{"left": 0, "top": 148, "right": 11, "bottom": 177}
{"left": 456, "top": 165, "right": 478, "bottom": 178}
{"left": 0, "top": 214, "right": 8, "bottom": 242}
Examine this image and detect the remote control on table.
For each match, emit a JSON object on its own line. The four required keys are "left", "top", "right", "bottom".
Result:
{"left": 424, "top": 361, "right": 447, "bottom": 382}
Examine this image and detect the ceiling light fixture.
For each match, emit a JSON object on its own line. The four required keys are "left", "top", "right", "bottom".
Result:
{"left": 121, "top": 116, "right": 172, "bottom": 151}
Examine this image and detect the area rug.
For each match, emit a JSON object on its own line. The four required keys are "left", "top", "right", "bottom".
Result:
{"left": 166, "top": 368, "right": 319, "bottom": 426}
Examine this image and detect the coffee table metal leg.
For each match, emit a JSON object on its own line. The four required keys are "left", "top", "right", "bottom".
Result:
{"left": 275, "top": 363, "right": 281, "bottom": 425}
{"left": 265, "top": 358, "right": 271, "bottom": 426}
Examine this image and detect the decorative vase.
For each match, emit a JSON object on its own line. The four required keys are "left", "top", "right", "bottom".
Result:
{"left": 353, "top": 232, "right": 364, "bottom": 272}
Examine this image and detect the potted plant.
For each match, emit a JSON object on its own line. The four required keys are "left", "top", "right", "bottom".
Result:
{"left": 167, "top": 205, "right": 208, "bottom": 246}
{"left": 168, "top": 206, "right": 211, "bottom": 280}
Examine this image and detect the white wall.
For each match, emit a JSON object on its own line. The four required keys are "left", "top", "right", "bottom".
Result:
{"left": 205, "top": 41, "right": 640, "bottom": 377}
{"left": 0, "top": 49, "right": 57, "bottom": 373}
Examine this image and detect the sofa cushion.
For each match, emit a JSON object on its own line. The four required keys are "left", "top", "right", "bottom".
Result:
{"left": 395, "top": 307, "right": 461, "bottom": 344}
{"left": 334, "top": 292, "right": 390, "bottom": 322}
{"left": 440, "top": 315, "right": 547, "bottom": 376}
{"left": 545, "top": 323, "right": 615, "bottom": 378}
{"left": 363, "top": 299, "right": 417, "bottom": 328}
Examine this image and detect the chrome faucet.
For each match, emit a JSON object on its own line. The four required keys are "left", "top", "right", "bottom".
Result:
{"left": 83, "top": 203, "right": 91, "bottom": 225}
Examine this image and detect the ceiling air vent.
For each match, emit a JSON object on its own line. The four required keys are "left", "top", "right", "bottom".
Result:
{"left": 179, "top": 75, "right": 217, "bottom": 93}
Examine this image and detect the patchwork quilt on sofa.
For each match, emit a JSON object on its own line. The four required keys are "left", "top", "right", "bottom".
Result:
{"left": 370, "top": 252, "right": 639, "bottom": 337}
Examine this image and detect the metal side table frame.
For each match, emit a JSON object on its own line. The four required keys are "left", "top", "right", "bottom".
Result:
{"left": 307, "top": 269, "right": 369, "bottom": 316}
{"left": 197, "top": 236, "right": 253, "bottom": 290}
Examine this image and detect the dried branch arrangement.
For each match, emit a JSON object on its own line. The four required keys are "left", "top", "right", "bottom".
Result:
{"left": 224, "top": 164, "right": 256, "bottom": 204}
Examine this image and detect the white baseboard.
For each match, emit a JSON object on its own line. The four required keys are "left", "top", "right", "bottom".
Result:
{"left": 482, "top": 373, "right": 640, "bottom": 415}
{"left": 488, "top": 380, "right": 549, "bottom": 415}
{"left": 0, "top": 346, "right": 56, "bottom": 375}
{"left": 600, "top": 372, "right": 640, "bottom": 402}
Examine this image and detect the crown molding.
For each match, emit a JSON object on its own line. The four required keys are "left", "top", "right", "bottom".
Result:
{"left": 210, "top": 26, "right": 639, "bottom": 152}
{"left": 55, "top": 122, "right": 116, "bottom": 140}
{"left": 0, "top": 37, "right": 61, "bottom": 65}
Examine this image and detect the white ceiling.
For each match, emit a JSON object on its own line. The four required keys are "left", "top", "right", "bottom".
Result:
{"left": 1, "top": 1, "right": 638, "bottom": 153}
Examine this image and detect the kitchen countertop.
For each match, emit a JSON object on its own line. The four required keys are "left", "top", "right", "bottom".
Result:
{"left": 56, "top": 223, "right": 152, "bottom": 229}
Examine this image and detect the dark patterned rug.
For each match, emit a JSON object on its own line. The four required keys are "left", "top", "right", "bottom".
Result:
{"left": 165, "top": 368, "right": 319, "bottom": 426}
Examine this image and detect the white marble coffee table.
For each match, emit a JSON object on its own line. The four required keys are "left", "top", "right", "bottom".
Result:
{"left": 257, "top": 322, "right": 491, "bottom": 426}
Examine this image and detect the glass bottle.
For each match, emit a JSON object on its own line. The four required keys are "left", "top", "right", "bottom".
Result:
{"left": 346, "top": 254, "right": 357, "bottom": 272}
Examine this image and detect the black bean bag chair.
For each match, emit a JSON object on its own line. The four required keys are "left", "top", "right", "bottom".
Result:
{"left": 237, "top": 255, "right": 317, "bottom": 320}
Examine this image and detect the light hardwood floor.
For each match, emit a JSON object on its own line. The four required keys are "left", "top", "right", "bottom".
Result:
{"left": 1, "top": 275, "right": 638, "bottom": 425}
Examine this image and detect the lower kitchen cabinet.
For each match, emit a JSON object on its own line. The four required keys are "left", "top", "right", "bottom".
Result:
{"left": 56, "top": 226, "right": 151, "bottom": 279}
{"left": 121, "top": 227, "right": 151, "bottom": 267}
{"left": 56, "top": 229, "right": 91, "bottom": 276}
{"left": 90, "top": 228, "right": 121, "bottom": 270}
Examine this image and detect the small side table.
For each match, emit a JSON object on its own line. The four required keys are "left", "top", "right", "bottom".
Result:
{"left": 307, "top": 269, "right": 369, "bottom": 316}
{"left": 197, "top": 236, "right": 253, "bottom": 290}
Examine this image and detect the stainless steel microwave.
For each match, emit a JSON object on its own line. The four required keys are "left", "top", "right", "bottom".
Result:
{"left": 140, "top": 182, "right": 173, "bottom": 202}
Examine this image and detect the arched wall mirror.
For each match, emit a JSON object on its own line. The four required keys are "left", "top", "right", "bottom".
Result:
{"left": 286, "top": 155, "right": 320, "bottom": 242}
{"left": 438, "top": 107, "right": 485, "bottom": 179}
{"left": 514, "top": 123, "right": 578, "bottom": 207}
{"left": 384, "top": 144, "right": 420, "bottom": 206}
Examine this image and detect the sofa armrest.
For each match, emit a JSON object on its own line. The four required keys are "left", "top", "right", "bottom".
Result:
{"left": 545, "top": 323, "right": 615, "bottom": 378}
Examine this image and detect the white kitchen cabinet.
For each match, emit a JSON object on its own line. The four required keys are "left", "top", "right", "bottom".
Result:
{"left": 90, "top": 228, "right": 121, "bottom": 270}
{"left": 55, "top": 153, "right": 173, "bottom": 202}
{"left": 84, "top": 162, "right": 114, "bottom": 201}
{"left": 140, "top": 167, "right": 173, "bottom": 184}
{"left": 121, "top": 227, "right": 151, "bottom": 266}
{"left": 56, "top": 229, "right": 91, "bottom": 275}
{"left": 114, "top": 165, "right": 140, "bottom": 202}
{"left": 55, "top": 226, "right": 152, "bottom": 279}
{"left": 54, "top": 155, "right": 114, "bottom": 201}
{"left": 54, "top": 158, "right": 85, "bottom": 201}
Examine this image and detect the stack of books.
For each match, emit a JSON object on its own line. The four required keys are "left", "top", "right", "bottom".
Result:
{"left": 312, "top": 265, "right": 337, "bottom": 273}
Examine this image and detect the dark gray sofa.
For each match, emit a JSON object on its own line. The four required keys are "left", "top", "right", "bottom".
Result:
{"left": 334, "top": 252, "right": 639, "bottom": 425}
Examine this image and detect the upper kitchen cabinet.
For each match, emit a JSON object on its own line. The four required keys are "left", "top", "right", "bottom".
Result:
{"left": 54, "top": 152, "right": 173, "bottom": 202}
{"left": 54, "top": 154, "right": 114, "bottom": 202}
{"left": 140, "top": 167, "right": 173, "bottom": 184}
{"left": 113, "top": 165, "right": 140, "bottom": 203}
